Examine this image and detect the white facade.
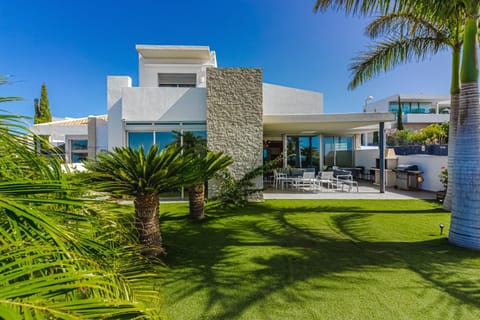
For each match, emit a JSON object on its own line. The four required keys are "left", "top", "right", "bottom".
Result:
{"left": 31, "top": 115, "right": 107, "bottom": 163}
{"left": 263, "top": 83, "right": 323, "bottom": 115}
{"left": 363, "top": 93, "right": 450, "bottom": 145}
{"left": 107, "top": 45, "right": 216, "bottom": 149}
{"left": 365, "top": 94, "right": 450, "bottom": 121}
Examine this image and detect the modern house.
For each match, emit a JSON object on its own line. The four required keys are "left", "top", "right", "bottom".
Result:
{"left": 32, "top": 45, "right": 396, "bottom": 197}
{"left": 363, "top": 94, "right": 450, "bottom": 145}
{"left": 31, "top": 115, "right": 108, "bottom": 163}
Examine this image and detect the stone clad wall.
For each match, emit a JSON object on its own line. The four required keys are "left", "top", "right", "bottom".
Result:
{"left": 206, "top": 68, "right": 263, "bottom": 199}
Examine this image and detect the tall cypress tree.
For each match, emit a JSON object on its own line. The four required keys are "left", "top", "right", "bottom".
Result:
{"left": 397, "top": 96, "right": 404, "bottom": 131}
{"left": 38, "top": 83, "right": 52, "bottom": 123}
{"left": 33, "top": 83, "right": 52, "bottom": 153}
{"left": 33, "top": 98, "right": 41, "bottom": 124}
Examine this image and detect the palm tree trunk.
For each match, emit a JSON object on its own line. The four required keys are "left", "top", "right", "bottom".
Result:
{"left": 443, "top": 46, "right": 461, "bottom": 211}
{"left": 449, "top": 12, "right": 480, "bottom": 250}
{"left": 134, "top": 193, "right": 163, "bottom": 255}
{"left": 442, "top": 93, "right": 458, "bottom": 210}
{"left": 189, "top": 183, "right": 205, "bottom": 220}
{"left": 449, "top": 81, "right": 480, "bottom": 249}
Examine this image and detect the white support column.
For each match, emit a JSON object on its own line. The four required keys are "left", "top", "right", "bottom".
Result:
{"left": 319, "top": 134, "right": 324, "bottom": 172}
{"left": 379, "top": 122, "right": 386, "bottom": 193}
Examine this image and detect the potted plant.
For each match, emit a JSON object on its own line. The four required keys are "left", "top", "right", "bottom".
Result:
{"left": 437, "top": 167, "right": 448, "bottom": 202}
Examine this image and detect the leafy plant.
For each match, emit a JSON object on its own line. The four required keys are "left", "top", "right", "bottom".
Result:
{"left": 212, "top": 157, "right": 282, "bottom": 207}
{"left": 0, "top": 112, "right": 158, "bottom": 319}
{"left": 439, "top": 167, "right": 448, "bottom": 191}
{"left": 83, "top": 144, "right": 193, "bottom": 255}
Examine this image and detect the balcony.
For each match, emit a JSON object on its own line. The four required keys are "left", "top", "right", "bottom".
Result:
{"left": 404, "top": 113, "right": 450, "bottom": 124}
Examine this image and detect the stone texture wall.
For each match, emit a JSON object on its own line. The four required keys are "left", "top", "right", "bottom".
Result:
{"left": 206, "top": 68, "right": 263, "bottom": 200}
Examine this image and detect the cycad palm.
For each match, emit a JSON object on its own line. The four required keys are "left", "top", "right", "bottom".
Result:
{"left": 186, "top": 151, "right": 233, "bottom": 220}
{"left": 171, "top": 131, "right": 233, "bottom": 220}
{"left": 84, "top": 144, "right": 192, "bottom": 255}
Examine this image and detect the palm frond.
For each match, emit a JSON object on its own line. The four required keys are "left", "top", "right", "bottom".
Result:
{"left": 348, "top": 36, "right": 449, "bottom": 89}
{"left": 313, "top": 0, "right": 398, "bottom": 15}
{"left": 84, "top": 143, "right": 190, "bottom": 196}
{"left": 0, "top": 106, "right": 158, "bottom": 319}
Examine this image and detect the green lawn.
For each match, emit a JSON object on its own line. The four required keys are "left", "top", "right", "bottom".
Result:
{"left": 158, "top": 200, "right": 480, "bottom": 320}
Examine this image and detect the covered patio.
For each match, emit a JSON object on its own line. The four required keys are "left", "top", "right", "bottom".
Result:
{"left": 263, "top": 112, "right": 396, "bottom": 193}
{"left": 264, "top": 180, "right": 436, "bottom": 200}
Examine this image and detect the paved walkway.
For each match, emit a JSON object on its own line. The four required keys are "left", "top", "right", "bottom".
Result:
{"left": 264, "top": 181, "right": 437, "bottom": 200}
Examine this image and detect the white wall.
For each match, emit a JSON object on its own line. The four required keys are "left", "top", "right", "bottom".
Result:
{"left": 31, "top": 124, "right": 87, "bottom": 143}
{"left": 263, "top": 83, "right": 323, "bottom": 115}
{"left": 96, "top": 123, "right": 108, "bottom": 152}
{"left": 139, "top": 58, "right": 210, "bottom": 88}
{"left": 355, "top": 148, "right": 378, "bottom": 172}
{"left": 397, "top": 155, "right": 446, "bottom": 191}
{"left": 121, "top": 87, "right": 206, "bottom": 121}
{"left": 107, "top": 76, "right": 131, "bottom": 149}
{"left": 355, "top": 148, "right": 447, "bottom": 191}
{"left": 404, "top": 113, "right": 450, "bottom": 123}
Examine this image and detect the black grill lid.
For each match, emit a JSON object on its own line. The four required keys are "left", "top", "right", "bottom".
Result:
{"left": 395, "top": 164, "right": 419, "bottom": 172}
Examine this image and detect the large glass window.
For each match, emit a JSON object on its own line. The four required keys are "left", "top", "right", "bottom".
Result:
{"left": 155, "top": 132, "right": 177, "bottom": 150}
{"left": 69, "top": 139, "right": 88, "bottom": 163}
{"left": 128, "top": 132, "right": 153, "bottom": 150}
{"left": 389, "top": 101, "right": 434, "bottom": 114}
{"left": 158, "top": 73, "right": 196, "bottom": 88}
{"left": 323, "top": 136, "right": 353, "bottom": 168}
{"left": 286, "top": 136, "right": 320, "bottom": 171}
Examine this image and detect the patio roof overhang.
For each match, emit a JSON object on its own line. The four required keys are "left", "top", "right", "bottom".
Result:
{"left": 263, "top": 112, "right": 396, "bottom": 136}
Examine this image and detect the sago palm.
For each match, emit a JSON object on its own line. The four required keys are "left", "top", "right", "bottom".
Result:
{"left": 186, "top": 151, "right": 233, "bottom": 220}
{"left": 84, "top": 144, "right": 192, "bottom": 255}
{"left": 171, "top": 131, "right": 233, "bottom": 220}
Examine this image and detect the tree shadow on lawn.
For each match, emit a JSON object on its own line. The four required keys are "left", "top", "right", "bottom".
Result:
{"left": 160, "top": 202, "right": 480, "bottom": 319}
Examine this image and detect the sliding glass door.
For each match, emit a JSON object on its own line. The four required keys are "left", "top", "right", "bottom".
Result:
{"left": 323, "top": 136, "right": 353, "bottom": 169}
{"left": 286, "top": 136, "right": 320, "bottom": 171}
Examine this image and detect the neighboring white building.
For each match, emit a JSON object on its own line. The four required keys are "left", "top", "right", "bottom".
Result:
{"left": 363, "top": 94, "right": 450, "bottom": 145}
{"left": 31, "top": 115, "right": 107, "bottom": 163}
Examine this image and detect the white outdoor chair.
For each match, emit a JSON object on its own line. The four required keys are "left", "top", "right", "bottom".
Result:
{"left": 334, "top": 173, "right": 359, "bottom": 192}
{"left": 292, "top": 171, "right": 316, "bottom": 191}
{"left": 273, "top": 170, "right": 289, "bottom": 189}
{"left": 315, "top": 171, "right": 334, "bottom": 190}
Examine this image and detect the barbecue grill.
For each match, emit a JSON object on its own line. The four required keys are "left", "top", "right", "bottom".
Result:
{"left": 394, "top": 164, "right": 423, "bottom": 190}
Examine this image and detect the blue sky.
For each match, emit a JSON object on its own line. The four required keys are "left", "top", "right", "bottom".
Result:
{"left": 0, "top": 0, "right": 451, "bottom": 120}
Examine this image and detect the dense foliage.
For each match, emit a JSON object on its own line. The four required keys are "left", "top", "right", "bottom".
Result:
{"left": 387, "top": 122, "right": 449, "bottom": 146}
{"left": 0, "top": 81, "right": 161, "bottom": 318}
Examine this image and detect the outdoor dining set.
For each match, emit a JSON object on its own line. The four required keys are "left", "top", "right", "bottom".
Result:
{"left": 272, "top": 168, "right": 359, "bottom": 192}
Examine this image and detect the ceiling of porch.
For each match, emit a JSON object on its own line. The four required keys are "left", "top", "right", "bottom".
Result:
{"left": 263, "top": 112, "right": 395, "bottom": 136}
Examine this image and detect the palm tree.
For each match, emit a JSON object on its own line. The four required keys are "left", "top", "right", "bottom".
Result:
{"left": 186, "top": 151, "right": 233, "bottom": 220}
{"left": 315, "top": 0, "right": 480, "bottom": 250}
{"left": 346, "top": 8, "right": 463, "bottom": 211}
{"left": 449, "top": 0, "right": 480, "bottom": 249}
{"left": 83, "top": 144, "right": 192, "bottom": 255}
{"left": 0, "top": 112, "right": 155, "bottom": 318}
{"left": 171, "top": 131, "right": 233, "bottom": 220}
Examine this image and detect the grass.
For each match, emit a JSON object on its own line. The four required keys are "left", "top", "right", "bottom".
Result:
{"left": 155, "top": 199, "right": 480, "bottom": 320}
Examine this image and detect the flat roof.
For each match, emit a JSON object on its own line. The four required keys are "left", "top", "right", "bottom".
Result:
{"left": 136, "top": 45, "right": 212, "bottom": 60}
{"left": 263, "top": 112, "right": 395, "bottom": 136}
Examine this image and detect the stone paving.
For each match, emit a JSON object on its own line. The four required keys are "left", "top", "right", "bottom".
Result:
{"left": 264, "top": 181, "right": 437, "bottom": 200}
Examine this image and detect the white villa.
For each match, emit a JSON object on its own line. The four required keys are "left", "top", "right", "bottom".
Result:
{"left": 363, "top": 94, "right": 450, "bottom": 145}
{"left": 32, "top": 45, "right": 398, "bottom": 196}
